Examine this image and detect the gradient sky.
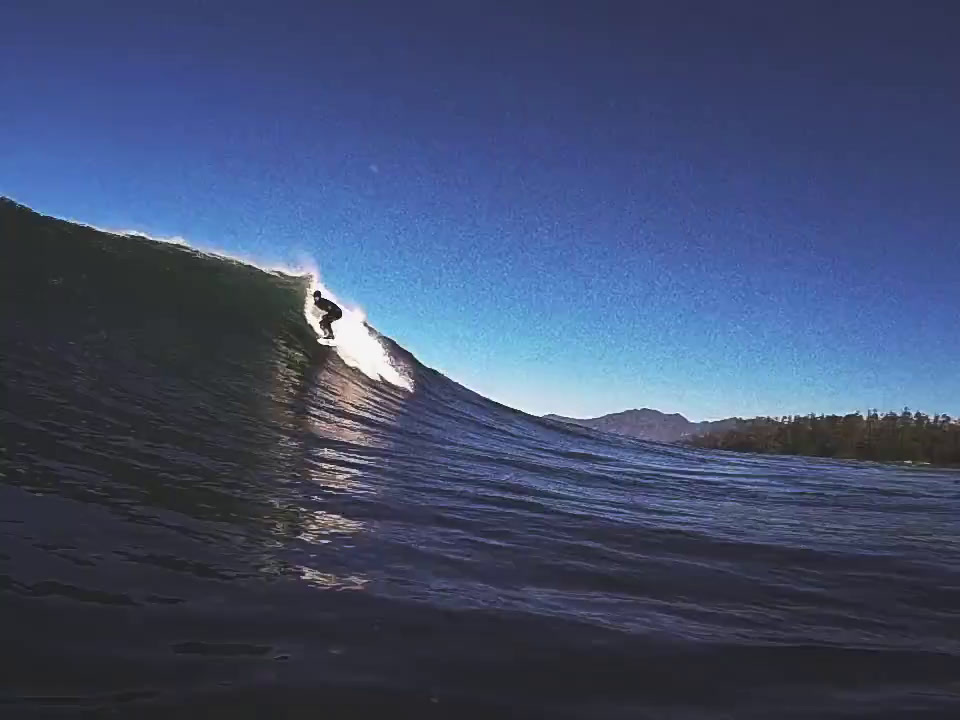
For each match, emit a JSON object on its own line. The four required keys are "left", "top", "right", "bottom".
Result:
{"left": 3, "top": 0, "right": 958, "bottom": 420}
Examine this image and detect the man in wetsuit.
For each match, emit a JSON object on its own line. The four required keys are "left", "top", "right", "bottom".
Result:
{"left": 313, "top": 290, "right": 342, "bottom": 340}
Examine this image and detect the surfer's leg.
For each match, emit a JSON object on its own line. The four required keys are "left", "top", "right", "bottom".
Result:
{"left": 325, "top": 308, "right": 341, "bottom": 338}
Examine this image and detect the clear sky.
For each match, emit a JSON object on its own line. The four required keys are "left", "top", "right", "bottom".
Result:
{"left": 3, "top": 0, "right": 958, "bottom": 420}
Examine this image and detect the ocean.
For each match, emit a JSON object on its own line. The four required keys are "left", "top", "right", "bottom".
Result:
{"left": 2, "top": 198, "right": 959, "bottom": 718}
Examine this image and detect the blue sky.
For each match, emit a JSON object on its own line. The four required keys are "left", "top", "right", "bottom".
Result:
{"left": 3, "top": 0, "right": 958, "bottom": 420}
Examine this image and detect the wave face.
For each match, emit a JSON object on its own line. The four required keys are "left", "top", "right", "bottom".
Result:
{"left": 2, "top": 199, "right": 960, "bottom": 718}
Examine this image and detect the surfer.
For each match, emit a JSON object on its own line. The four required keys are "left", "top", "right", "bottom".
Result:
{"left": 313, "top": 290, "right": 342, "bottom": 340}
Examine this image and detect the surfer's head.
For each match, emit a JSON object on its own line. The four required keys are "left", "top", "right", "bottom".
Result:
{"left": 313, "top": 290, "right": 322, "bottom": 301}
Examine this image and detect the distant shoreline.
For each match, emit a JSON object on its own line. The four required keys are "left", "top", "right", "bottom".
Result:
{"left": 545, "top": 407, "right": 960, "bottom": 467}
{"left": 685, "top": 410, "right": 960, "bottom": 467}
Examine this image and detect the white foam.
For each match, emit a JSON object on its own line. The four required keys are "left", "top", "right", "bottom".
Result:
{"left": 301, "top": 273, "right": 414, "bottom": 392}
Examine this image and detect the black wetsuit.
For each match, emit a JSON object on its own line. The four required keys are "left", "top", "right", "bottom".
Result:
{"left": 313, "top": 294, "right": 342, "bottom": 339}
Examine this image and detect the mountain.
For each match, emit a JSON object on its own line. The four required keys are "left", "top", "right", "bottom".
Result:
{"left": 543, "top": 408, "right": 741, "bottom": 443}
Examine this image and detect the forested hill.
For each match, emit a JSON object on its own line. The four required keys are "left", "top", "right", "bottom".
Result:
{"left": 687, "top": 409, "right": 960, "bottom": 465}
{"left": 543, "top": 408, "right": 739, "bottom": 443}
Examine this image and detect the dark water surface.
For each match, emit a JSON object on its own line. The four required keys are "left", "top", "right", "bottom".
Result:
{"left": 2, "top": 199, "right": 959, "bottom": 718}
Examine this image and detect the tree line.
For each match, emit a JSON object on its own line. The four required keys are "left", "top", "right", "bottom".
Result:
{"left": 687, "top": 409, "right": 960, "bottom": 465}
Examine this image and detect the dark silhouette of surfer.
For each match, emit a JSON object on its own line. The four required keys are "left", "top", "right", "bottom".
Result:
{"left": 313, "top": 290, "right": 342, "bottom": 340}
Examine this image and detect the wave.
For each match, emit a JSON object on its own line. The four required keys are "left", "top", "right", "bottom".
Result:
{"left": 0, "top": 196, "right": 414, "bottom": 392}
